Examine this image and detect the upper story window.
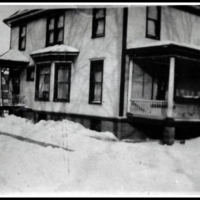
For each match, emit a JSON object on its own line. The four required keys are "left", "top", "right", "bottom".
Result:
{"left": 54, "top": 62, "right": 71, "bottom": 102}
{"left": 146, "top": 6, "right": 161, "bottom": 40}
{"left": 46, "top": 14, "right": 65, "bottom": 47}
{"left": 19, "top": 25, "right": 26, "bottom": 50}
{"left": 35, "top": 63, "right": 50, "bottom": 101}
{"left": 92, "top": 8, "right": 106, "bottom": 38}
{"left": 89, "top": 60, "right": 104, "bottom": 104}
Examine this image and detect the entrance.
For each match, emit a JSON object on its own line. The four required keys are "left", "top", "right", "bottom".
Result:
{"left": 157, "top": 78, "right": 167, "bottom": 100}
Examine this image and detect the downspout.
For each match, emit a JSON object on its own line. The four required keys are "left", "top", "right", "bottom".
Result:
{"left": 119, "top": 7, "right": 128, "bottom": 116}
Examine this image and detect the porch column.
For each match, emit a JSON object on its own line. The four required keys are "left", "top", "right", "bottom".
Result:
{"left": 167, "top": 57, "right": 175, "bottom": 118}
{"left": 127, "top": 59, "right": 133, "bottom": 113}
{"left": 163, "top": 57, "right": 175, "bottom": 145}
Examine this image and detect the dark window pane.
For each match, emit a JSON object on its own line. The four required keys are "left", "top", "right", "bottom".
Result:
{"left": 96, "top": 19, "right": 104, "bottom": 35}
{"left": 21, "top": 38, "right": 26, "bottom": 49}
{"left": 148, "top": 7, "right": 158, "bottom": 20}
{"left": 147, "top": 20, "right": 156, "bottom": 36}
{"left": 93, "top": 83, "right": 101, "bottom": 102}
{"left": 58, "top": 67, "right": 69, "bottom": 82}
{"left": 54, "top": 64, "right": 71, "bottom": 101}
{"left": 93, "top": 9, "right": 105, "bottom": 38}
{"left": 27, "top": 67, "right": 34, "bottom": 81}
{"left": 57, "top": 83, "right": 69, "bottom": 99}
{"left": 89, "top": 60, "right": 103, "bottom": 103}
{"left": 96, "top": 9, "right": 104, "bottom": 18}
{"left": 146, "top": 6, "right": 160, "bottom": 39}
{"left": 49, "top": 32, "right": 54, "bottom": 44}
{"left": 21, "top": 26, "right": 26, "bottom": 37}
{"left": 19, "top": 25, "right": 26, "bottom": 50}
{"left": 58, "top": 15, "right": 64, "bottom": 28}
{"left": 46, "top": 14, "right": 64, "bottom": 46}
{"left": 36, "top": 65, "right": 50, "bottom": 101}
{"left": 49, "top": 18, "right": 55, "bottom": 30}
{"left": 57, "top": 29, "right": 64, "bottom": 43}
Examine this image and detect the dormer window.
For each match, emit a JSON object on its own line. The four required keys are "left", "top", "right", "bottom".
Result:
{"left": 92, "top": 8, "right": 106, "bottom": 38}
{"left": 146, "top": 6, "right": 161, "bottom": 40}
{"left": 46, "top": 14, "right": 65, "bottom": 47}
{"left": 19, "top": 25, "right": 26, "bottom": 51}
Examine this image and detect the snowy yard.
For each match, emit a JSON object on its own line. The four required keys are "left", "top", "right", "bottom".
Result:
{"left": 0, "top": 115, "right": 200, "bottom": 197}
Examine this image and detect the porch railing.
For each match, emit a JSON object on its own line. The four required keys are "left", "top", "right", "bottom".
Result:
{"left": 173, "top": 103, "right": 200, "bottom": 119}
{"left": 130, "top": 99, "right": 200, "bottom": 119}
{"left": 0, "top": 95, "right": 25, "bottom": 106}
{"left": 130, "top": 99, "right": 168, "bottom": 117}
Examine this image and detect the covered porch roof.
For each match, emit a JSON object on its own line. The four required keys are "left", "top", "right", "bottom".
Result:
{"left": 30, "top": 44, "right": 79, "bottom": 62}
{"left": 126, "top": 40, "right": 200, "bottom": 62}
{"left": 0, "top": 49, "right": 30, "bottom": 67}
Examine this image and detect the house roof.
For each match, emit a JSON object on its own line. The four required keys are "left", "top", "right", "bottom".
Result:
{"left": 31, "top": 44, "right": 79, "bottom": 56}
{"left": 0, "top": 49, "right": 30, "bottom": 63}
{"left": 3, "top": 9, "right": 43, "bottom": 26}
{"left": 126, "top": 40, "right": 200, "bottom": 61}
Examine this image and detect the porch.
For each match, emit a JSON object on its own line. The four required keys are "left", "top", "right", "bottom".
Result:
{"left": 126, "top": 41, "right": 200, "bottom": 144}
{"left": 0, "top": 49, "right": 29, "bottom": 116}
{"left": 129, "top": 99, "right": 200, "bottom": 120}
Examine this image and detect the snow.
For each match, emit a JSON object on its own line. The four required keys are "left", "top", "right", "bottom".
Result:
{"left": 0, "top": 49, "right": 29, "bottom": 63}
{"left": 0, "top": 115, "right": 200, "bottom": 197}
{"left": 129, "top": 40, "right": 200, "bottom": 52}
{"left": 31, "top": 44, "right": 79, "bottom": 55}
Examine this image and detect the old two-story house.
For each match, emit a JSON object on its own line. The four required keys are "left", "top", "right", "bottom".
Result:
{"left": 1, "top": 5, "right": 200, "bottom": 144}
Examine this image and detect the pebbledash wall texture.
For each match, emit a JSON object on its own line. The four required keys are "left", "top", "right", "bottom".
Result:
{"left": 3, "top": 5, "right": 200, "bottom": 139}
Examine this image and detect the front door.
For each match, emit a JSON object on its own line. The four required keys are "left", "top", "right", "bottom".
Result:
{"left": 157, "top": 78, "right": 166, "bottom": 100}
{"left": 10, "top": 69, "right": 20, "bottom": 95}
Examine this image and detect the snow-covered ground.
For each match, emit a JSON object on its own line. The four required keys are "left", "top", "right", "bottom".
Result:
{"left": 0, "top": 115, "right": 200, "bottom": 197}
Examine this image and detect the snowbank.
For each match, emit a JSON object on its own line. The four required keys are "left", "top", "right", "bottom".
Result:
{"left": 1, "top": 115, "right": 200, "bottom": 197}
{"left": 0, "top": 115, "right": 118, "bottom": 150}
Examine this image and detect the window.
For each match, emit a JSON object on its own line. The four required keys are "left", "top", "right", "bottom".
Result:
{"left": 89, "top": 60, "right": 103, "bottom": 104}
{"left": 54, "top": 63, "right": 71, "bottom": 102}
{"left": 19, "top": 25, "right": 26, "bottom": 50}
{"left": 146, "top": 6, "right": 161, "bottom": 40}
{"left": 46, "top": 14, "right": 64, "bottom": 46}
{"left": 35, "top": 63, "right": 50, "bottom": 101}
{"left": 92, "top": 8, "right": 106, "bottom": 38}
{"left": 27, "top": 66, "right": 35, "bottom": 82}
{"left": 90, "top": 118, "right": 101, "bottom": 132}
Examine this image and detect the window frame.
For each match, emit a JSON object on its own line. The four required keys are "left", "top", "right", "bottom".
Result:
{"left": 92, "top": 8, "right": 106, "bottom": 38}
{"left": 46, "top": 13, "right": 65, "bottom": 47}
{"left": 26, "top": 66, "right": 35, "bottom": 82}
{"left": 89, "top": 59, "right": 104, "bottom": 105}
{"left": 54, "top": 62, "right": 71, "bottom": 103}
{"left": 19, "top": 24, "right": 27, "bottom": 51}
{"left": 35, "top": 62, "right": 51, "bottom": 102}
{"left": 146, "top": 6, "right": 161, "bottom": 40}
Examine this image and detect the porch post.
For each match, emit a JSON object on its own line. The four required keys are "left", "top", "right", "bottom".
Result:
{"left": 167, "top": 57, "right": 175, "bottom": 118}
{"left": 163, "top": 57, "right": 175, "bottom": 145}
{"left": 127, "top": 59, "right": 133, "bottom": 113}
{"left": 0, "top": 66, "right": 1, "bottom": 106}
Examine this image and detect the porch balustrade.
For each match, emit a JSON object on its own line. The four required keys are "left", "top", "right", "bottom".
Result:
{"left": 130, "top": 99, "right": 200, "bottom": 119}
{"left": 0, "top": 95, "right": 25, "bottom": 106}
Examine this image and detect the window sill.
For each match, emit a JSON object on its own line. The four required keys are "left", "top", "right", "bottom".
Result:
{"left": 92, "top": 34, "right": 105, "bottom": 39}
{"left": 35, "top": 98, "right": 50, "bottom": 102}
{"left": 146, "top": 35, "right": 160, "bottom": 40}
{"left": 54, "top": 99, "right": 70, "bottom": 103}
{"left": 89, "top": 101, "right": 102, "bottom": 105}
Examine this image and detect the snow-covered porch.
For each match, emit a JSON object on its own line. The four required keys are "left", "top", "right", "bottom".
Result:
{"left": 127, "top": 41, "right": 200, "bottom": 122}
{"left": 126, "top": 41, "right": 200, "bottom": 144}
{"left": 0, "top": 49, "right": 29, "bottom": 115}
